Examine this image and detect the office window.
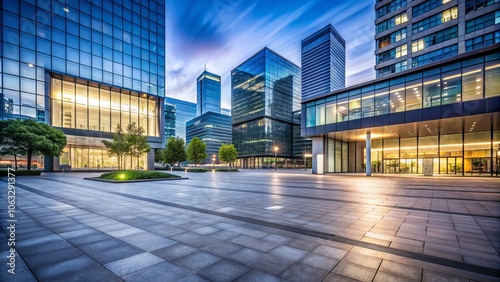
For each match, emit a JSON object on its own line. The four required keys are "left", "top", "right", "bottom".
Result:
{"left": 466, "top": 0, "right": 499, "bottom": 14}
{"left": 348, "top": 95, "right": 361, "bottom": 120}
{"left": 462, "top": 65, "right": 483, "bottom": 101}
{"left": 325, "top": 101, "right": 337, "bottom": 124}
{"left": 377, "top": 44, "right": 407, "bottom": 64}
{"left": 465, "top": 31, "right": 500, "bottom": 51}
{"left": 423, "top": 75, "right": 441, "bottom": 107}
{"left": 362, "top": 92, "right": 375, "bottom": 118}
{"left": 315, "top": 104, "right": 325, "bottom": 125}
{"left": 374, "top": 89, "right": 389, "bottom": 115}
{"left": 465, "top": 10, "right": 500, "bottom": 33}
{"left": 441, "top": 70, "right": 461, "bottom": 105}
{"left": 337, "top": 97, "right": 348, "bottom": 122}
{"left": 390, "top": 84, "right": 405, "bottom": 112}
{"left": 412, "top": 44, "right": 458, "bottom": 67}
{"left": 413, "top": 7, "right": 458, "bottom": 34}
{"left": 412, "top": 26, "right": 458, "bottom": 52}
{"left": 377, "top": 61, "right": 407, "bottom": 77}
{"left": 485, "top": 60, "right": 500, "bottom": 98}
{"left": 377, "top": 0, "right": 407, "bottom": 19}
{"left": 377, "top": 12, "right": 407, "bottom": 34}
{"left": 413, "top": 0, "right": 452, "bottom": 18}
{"left": 405, "top": 80, "right": 422, "bottom": 110}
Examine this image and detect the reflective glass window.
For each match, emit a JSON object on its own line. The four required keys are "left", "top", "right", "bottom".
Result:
{"left": 441, "top": 70, "right": 461, "bottom": 105}
{"left": 462, "top": 65, "right": 483, "bottom": 101}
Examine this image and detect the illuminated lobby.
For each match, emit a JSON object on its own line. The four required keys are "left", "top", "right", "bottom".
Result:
{"left": 302, "top": 49, "right": 500, "bottom": 176}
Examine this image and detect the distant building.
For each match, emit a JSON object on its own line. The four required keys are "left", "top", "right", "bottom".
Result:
{"left": 221, "top": 108, "right": 231, "bottom": 116}
{"left": 186, "top": 112, "right": 232, "bottom": 163}
{"left": 164, "top": 97, "right": 196, "bottom": 141}
{"left": 197, "top": 70, "right": 221, "bottom": 116}
{"left": 301, "top": 24, "right": 346, "bottom": 101}
{"left": 164, "top": 103, "right": 176, "bottom": 140}
{"left": 232, "top": 47, "right": 308, "bottom": 168}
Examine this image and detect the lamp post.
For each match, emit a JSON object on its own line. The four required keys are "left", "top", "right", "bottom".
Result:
{"left": 496, "top": 146, "right": 499, "bottom": 177}
{"left": 212, "top": 154, "right": 216, "bottom": 170}
{"left": 274, "top": 146, "right": 279, "bottom": 172}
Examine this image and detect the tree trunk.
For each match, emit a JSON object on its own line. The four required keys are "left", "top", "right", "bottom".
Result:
{"left": 137, "top": 155, "right": 140, "bottom": 170}
{"left": 27, "top": 150, "right": 33, "bottom": 170}
{"left": 14, "top": 154, "right": 18, "bottom": 169}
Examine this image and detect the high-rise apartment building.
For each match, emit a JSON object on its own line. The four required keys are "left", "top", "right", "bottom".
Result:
{"left": 374, "top": 0, "right": 500, "bottom": 77}
{"left": 196, "top": 70, "right": 221, "bottom": 116}
{"left": 164, "top": 97, "right": 196, "bottom": 141}
{"left": 0, "top": 0, "right": 166, "bottom": 170}
{"left": 301, "top": 24, "right": 346, "bottom": 100}
{"left": 232, "top": 48, "right": 304, "bottom": 168}
{"left": 302, "top": 0, "right": 500, "bottom": 176}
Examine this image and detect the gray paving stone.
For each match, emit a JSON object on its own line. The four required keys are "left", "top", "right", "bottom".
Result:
{"left": 119, "top": 231, "right": 177, "bottom": 251}
{"left": 104, "top": 252, "right": 164, "bottom": 276}
{"left": 422, "top": 269, "right": 468, "bottom": 282}
{"left": 312, "top": 245, "right": 348, "bottom": 260}
{"left": 333, "top": 260, "right": 377, "bottom": 282}
{"left": 32, "top": 256, "right": 96, "bottom": 280}
{"left": 198, "top": 259, "right": 250, "bottom": 282}
{"left": 300, "top": 253, "right": 339, "bottom": 271}
{"left": 209, "top": 230, "right": 240, "bottom": 240}
{"left": 79, "top": 238, "right": 127, "bottom": 254}
{"left": 172, "top": 251, "right": 222, "bottom": 272}
{"left": 379, "top": 260, "right": 422, "bottom": 280}
{"left": 193, "top": 226, "right": 220, "bottom": 235}
{"left": 230, "top": 235, "right": 279, "bottom": 252}
{"left": 152, "top": 243, "right": 198, "bottom": 261}
{"left": 262, "top": 234, "right": 293, "bottom": 244}
{"left": 269, "top": 245, "right": 308, "bottom": 262}
{"left": 171, "top": 232, "right": 220, "bottom": 248}
{"left": 235, "top": 269, "right": 283, "bottom": 282}
{"left": 226, "top": 248, "right": 265, "bottom": 264}
{"left": 323, "top": 273, "right": 358, "bottom": 282}
{"left": 122, "top": 261, "right": 191, "bottom": 282}
{"left": 374, "top": 270, "right": 419, "bottom": 282}
{"left": 249, "top": 254, "right": 295, "bottom": 276}
{"left": 280, "top": 263, "right": 328, "bottom": 282}
{"left": 24, "top": 248, "right": 85, "bottom": 269}
{"left": 202, "top": 241, "right": 242, "bottom": 256}
{"left": 89, "top": 245, "right": 144, "bottom": 264}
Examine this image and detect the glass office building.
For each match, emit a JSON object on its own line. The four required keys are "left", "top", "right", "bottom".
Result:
{"left": 186, "top": 111, "right": 232, "bottom": 164}
{"left": 197, "top": 70, "right": 221, "bottom": 116}
{"left": 301, "top": 24, "right": 346, "bottom": 100}
{"left": 302, "top": 48, "right": 500, "bottom": 175}
{"left": 1, "top": 0, "right": 165, "bottom": 170}
{"left": 164, "top": 102, "right": 176, "bottom": 139}
{"left": 231, "top": 48, "right": 303, "bottom": 168}
{"left": 164, "top": 97, "right": 196, "bottom": 141}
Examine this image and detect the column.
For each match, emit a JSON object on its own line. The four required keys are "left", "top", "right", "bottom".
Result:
{"left": 312, "top": 136, "right": 325, "bottom": 174}
{"left": 147, "top": 150, "right": 155, "bottom": 170}
{"left": 366, "top": 132, "right": 372, "bottom": 176}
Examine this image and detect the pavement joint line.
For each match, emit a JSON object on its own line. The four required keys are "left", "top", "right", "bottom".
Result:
{"left": 196, "top": 179, "right": 500, "bottom": 196}
{"left": 12, "top": 180, "right": 500, "bottom": 278}
{"left": 40, "top": 178, "right": 500, "bottom": 219}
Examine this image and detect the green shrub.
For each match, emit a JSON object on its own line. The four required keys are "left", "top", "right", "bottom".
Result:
{"left": 98, "top": 170, "right": 181, "bottom": 180}
{"left": 0, "top": 170, "right": 41, "bottom": 176}
{"left": 214, "top": 168, "right": 239, "bottom": 172}
{"left": 185, "top": 168, "right": 208, "bottom": 172}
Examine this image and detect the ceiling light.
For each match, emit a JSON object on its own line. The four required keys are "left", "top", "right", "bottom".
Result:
{"left": 28, "top": 63, "right": 34, "bottom": 67}
{"left": 63, "top": 7, "right": 69, "bottom": 12}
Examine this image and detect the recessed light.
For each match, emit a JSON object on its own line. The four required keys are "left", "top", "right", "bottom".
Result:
{"left": 63, "top": 7, "right": 69, "bottom": 12}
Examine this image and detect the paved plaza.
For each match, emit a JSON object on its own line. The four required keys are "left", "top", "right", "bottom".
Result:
{"left": 1, "top": 170, "right": 499, "bottom": 281}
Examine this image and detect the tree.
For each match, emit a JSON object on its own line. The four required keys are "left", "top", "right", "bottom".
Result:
{"left": 1, "top": 119, "right": 67, "bottom": 170}
{"left": 155, "top": 149, "right": 165, "bottom": 163}
{"left": 164, "top": 137, "right": 187, "bottom": 166}
{"left": 218, "top": 144, "right": 238, "bottom": 168}
{"left": 125, "top": 122, "right": 150, "bottom": 169}
{"left": 0, "top": 121, "right": 24, "bottom": 169}
{"left": 103, "top": 124, "right": 130, "bottom": 170}
{"left": 187, "top": 137, "right": 207, "bottom": 168}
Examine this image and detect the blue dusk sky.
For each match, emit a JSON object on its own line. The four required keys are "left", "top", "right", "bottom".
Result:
{"left": 166, "top": 0, "right": 375, "bottom": 109}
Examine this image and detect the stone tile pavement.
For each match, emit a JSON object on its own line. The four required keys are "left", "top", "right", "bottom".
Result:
{"left": 0, "top": 170, "right": 499, "bottom": 281}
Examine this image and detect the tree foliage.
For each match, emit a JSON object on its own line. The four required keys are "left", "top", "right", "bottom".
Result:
{"left": 218, "top": 144, "right": 238, "bottom": 168}
{"left": 187, "top": 137, "right": 207, "bottom": 168}
{"left": 0, "top": 119, "right": 67, "bottom": 170}
{"left": 164, "top": 137, "right": 186, "bottom": 166}
{"left": 103, "top": 122, "right": 150, "bottom": 170}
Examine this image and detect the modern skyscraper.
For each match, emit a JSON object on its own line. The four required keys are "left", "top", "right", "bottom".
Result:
{"left": 164, "top": 102, "right": 176, "bottom": 140}
{"left": 196, "top": 70, "right": 221, "bottom": 116}
{"left": 374, "top": 0, "right": 500, "bottom": 77}
{"left": 0, "top": 0, "right": 166, "bottom": 170}
{"left": 221, "top": 108, "right": 231, "bottom": 116}
{"left": 302, "top": 0, "right": 500, "bottom": 176}
{"left": 301, "top": 24, "right": 346, "bottom": 100}
{"left": 186, "top": 112, "right": 232, "bottom": 164}
{"left": 232, "top": 47, "right": 305, "bottom": 168}
{"left": 164, "top": 97, "right": 196, "bottom": 141}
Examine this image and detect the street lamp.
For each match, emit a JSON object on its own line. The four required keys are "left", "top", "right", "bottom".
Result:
{"left": 274, "top": 146, "right": 279, "bottom": 171}
{"left": 303, "top": 153, "right": 312, "bottom": 171}
{"left": 212, "top": 154, "right": 216, "bottom": 170}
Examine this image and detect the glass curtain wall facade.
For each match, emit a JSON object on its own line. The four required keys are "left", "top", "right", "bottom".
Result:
{"left": 1, "top": 0, "right": 166, "bottom": 170}
{"left": 196, "top": 71, "right": 221, "bottom": 116}
{"left": 164, "top": 102, "right": 176, "bottom": 139}
{"left": 164, "top": 97, "right": 196, "bottom": 141}
{"left": 231, "top": 48, "right": 303, "bottom": 168}
{"left": 186, "top": 112, "right": 232, "bottom": 163}
{"left": 302, "top": 50, "right": 500, "bottom": 176}
{"left": 301, "top": 24, "right": 346, "bottom": 100}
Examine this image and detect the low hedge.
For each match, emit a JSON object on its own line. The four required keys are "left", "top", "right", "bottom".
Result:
{"left": 214, "top": 168, "right": 239, "bottom": 172}
{"left": 98, "top": 170, "right": 181, "bottom": 181}
{"left": 0, "top": 170, "right": 41, "bottom": 176}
